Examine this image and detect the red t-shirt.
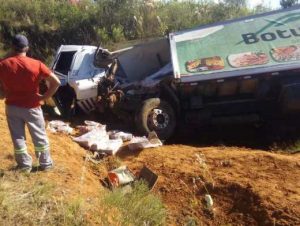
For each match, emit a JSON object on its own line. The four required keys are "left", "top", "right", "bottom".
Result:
{"left": 0, "top": 55, "right": 51, "bottom": 108}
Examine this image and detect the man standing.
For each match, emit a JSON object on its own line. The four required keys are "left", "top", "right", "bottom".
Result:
{"left": 0, "top": 34, "right": 61, "bottom": 172}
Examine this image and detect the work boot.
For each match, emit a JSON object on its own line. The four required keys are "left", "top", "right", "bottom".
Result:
{"left": 15, "top": 165, "right": 32, "bottom": 173}
{"left": 39, "top": 163, "right": 54, "bottom": 172}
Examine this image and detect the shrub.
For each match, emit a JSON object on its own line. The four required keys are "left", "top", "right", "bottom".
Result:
{"left": 111, "top": 25, "right": 125, "bottom": 43}
{"left": 0, "top": 0, "right": 257, "bottom": 60}
{"left": 95, "top": 27, "right": 110, "bottom": 45}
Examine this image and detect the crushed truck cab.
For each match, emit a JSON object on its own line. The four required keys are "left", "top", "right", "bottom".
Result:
{"left": 47, "top": 6, "right": 300, "bottom": 140}
{"left": 48, "top": 45, "right": 106, "bottom": 115}
{"left": 47, "top": 40, "right": 171, "bottom": 117}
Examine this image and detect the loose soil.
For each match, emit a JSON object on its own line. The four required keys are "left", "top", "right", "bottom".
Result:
{"left": 119, "top": 146, "right": 300, "bottom": 225}
{"left": 0, "top": 100, "right": 299, "bottom": 225}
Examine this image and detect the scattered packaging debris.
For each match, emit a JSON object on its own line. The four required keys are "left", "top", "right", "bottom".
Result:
{"left": 138, "top": 166, "right": 158, "bottom": 190}
{"left": 47, "top": 120, "right": 73, "bottom": 134}
{"left": 72, "top": 127, "right": 123, "bottom": 155}
{"left": 72, "top": 128, "right": 108, "bottom": 147}
{"left": 204, "top": 194, "right": 214, "bottom": 210}
{"left": 128, "top": 132, "right": 162, "bottom": 151}
{"left": 61, "top": 121, "right": 163, "bottom": 155}
{"left": 76, "top": 120, "right": 106, "bottom": 134}
{"left": 108, "top": 130, "right": 133, "bottom": 142}
{"left": 107, "top": 165, "right": 158, "bottom": 190}
{"left": 108, "top": 165, "right": 135, "bottom": 187}
{"left": 85, "top": 152, "right": 103, "bottom": 164}
{"left": 90, "top": 138, "right": 123, "bottom": 155}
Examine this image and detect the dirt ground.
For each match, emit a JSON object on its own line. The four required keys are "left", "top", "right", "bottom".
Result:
{"left": 0, "top": 100, "right": 299, "bottom": 225}
{"left": 120, "top": 146, "right": 300, "bottom": 225}
{"left": 0, "top": 101, "right": 102, "bottom": 199}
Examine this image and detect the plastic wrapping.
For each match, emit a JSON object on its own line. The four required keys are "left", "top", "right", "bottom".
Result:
{"left": 128, "top": 136, "right": 162, "bottom": 151}
{"left": 76, "top": 120, "right": 106, "bottom": 134}
{"left": 90, "top": 138, "right": 123, "bottom": 155}
{"left": 73, "top": 127, "right": 123, "bottom": 155}
{"left": 72, "top": 128, "right": 109, "bottom": 147}
{"left": 47, "top": 120, "right": 73, "bottom": 134}
{"left": 109, "top": 130, "right": 133, "bottom": 142}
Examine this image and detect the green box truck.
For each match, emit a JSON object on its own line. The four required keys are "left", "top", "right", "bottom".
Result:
{"left": 49, "top": 6, "right": 300, "bottom": 140}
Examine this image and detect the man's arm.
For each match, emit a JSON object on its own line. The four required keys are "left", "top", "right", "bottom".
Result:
{"left": 39, "top": 72, "right": 61, "bottom": 101}
{"left": 0, "top": 62, "right": 5, "bottom": 99}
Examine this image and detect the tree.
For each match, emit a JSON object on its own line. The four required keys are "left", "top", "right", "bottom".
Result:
{"left": 224, "top": 0, "right": 247, "bottom": 8}
{"left": 253, "top": 3, "right": 271, "bottom": 13}
{"left": 280, "top": 0, "right": 298, "bottom": 8}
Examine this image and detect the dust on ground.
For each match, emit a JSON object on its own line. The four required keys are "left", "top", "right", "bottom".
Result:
{"left": 0, "top": 100, "right": 299, "bottom": 225}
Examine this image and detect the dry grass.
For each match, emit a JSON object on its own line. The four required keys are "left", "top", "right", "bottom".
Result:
{"left": 0, "top": 165, "right": 166, "bottom": 226}
{"left": 0, "top": 97, "right": 166, "bottom": 225}
{"left": 0, "top": 171, "right": 89, "bottom": 225}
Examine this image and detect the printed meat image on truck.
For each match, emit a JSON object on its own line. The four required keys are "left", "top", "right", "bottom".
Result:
{"left": 271, "top": 45, "right": 300, "bottom": 62}
{"left": 46, "top": 6, "right": 300, "bottom": 140}
{"left": 227, "top": 52, "right": 269, "bottom": 68}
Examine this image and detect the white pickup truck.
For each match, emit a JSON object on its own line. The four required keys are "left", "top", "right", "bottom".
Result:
{"left": 46, "top": 6, "right": 300, "bottom": 140}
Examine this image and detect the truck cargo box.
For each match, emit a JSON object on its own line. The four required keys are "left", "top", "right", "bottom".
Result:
{"left": 170, "top": 6, "right": 300, "bottom": 83}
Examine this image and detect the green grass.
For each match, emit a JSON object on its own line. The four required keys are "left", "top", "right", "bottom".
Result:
{"left": 99, "top": 181, "right": 166, "bottom": 226}
{"left": 275, "top": 139, "right": 300, "bottom": 154}
{"left": 0, "top": 169, "right": 166, "bottom": 225}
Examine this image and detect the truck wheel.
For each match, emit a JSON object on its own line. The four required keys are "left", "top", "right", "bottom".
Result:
{"left": 135, "top": 98, "right": 176, "bottom": 140}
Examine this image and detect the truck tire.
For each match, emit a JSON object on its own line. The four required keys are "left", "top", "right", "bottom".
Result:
{"left": 135, "top": 98, "right": 176, "bottom": 140}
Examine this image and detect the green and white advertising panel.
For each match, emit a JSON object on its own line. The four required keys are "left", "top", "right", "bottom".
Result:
{"left": 170, "top": 6, "right": 300, "bottom": 81}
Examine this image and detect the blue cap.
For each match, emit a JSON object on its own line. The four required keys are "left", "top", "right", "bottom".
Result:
{"left": 12, "top": 34, "right": 29, "bottom": 49}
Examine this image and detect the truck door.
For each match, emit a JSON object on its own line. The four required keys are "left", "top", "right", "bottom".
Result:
{"left": 52, "top": 50, "right": 77, "bottom": 85}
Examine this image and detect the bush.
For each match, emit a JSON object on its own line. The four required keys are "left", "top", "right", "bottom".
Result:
{"left": 0, "top": 0, "right": 257, "bottom": 60}
{"left": 111, "top": 25, "right": 125, "bottom": 43}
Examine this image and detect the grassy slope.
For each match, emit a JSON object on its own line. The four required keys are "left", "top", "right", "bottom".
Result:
{"left": 0, "top": 100, "right": 166, "bottom": 225}
{"left": 0, "top": 99, "right": 103, "bottom": 225}
{"left": 0, "top": 98, "right": 300, "bottom": 225}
